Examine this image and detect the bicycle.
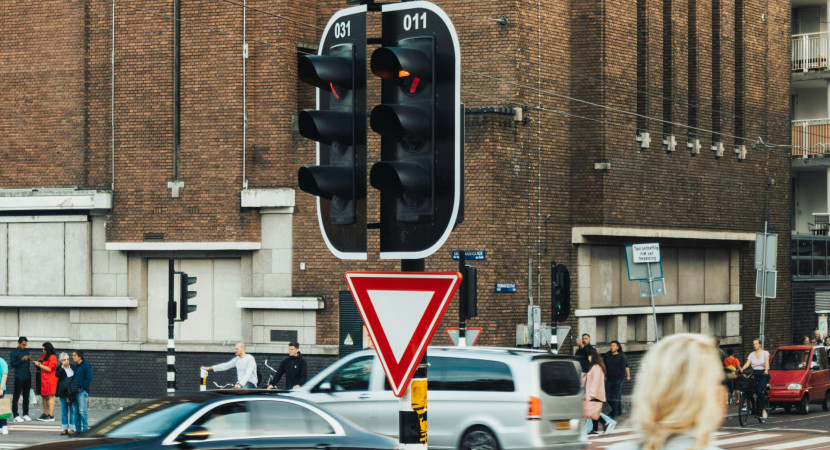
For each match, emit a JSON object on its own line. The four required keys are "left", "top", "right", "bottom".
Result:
{"left": 736, "top": 371, "right": 770, "bottom": 426}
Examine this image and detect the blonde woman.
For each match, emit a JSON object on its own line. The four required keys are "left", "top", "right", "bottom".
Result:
{"left": 610, "top": 333, "right": 726, "bottom": 450}
{"left": 740, "top": 338, "right": 770, "bottom": 420}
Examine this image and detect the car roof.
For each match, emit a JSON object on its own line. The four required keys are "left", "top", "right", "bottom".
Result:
{"left": 347, "top": 346, "right": 579, "bottom": 362}
{"left": 775, "top": 345, "right": 816, "bottom": 350}
{"left": 146, "top": 389, "right": 293, "bottom": 404}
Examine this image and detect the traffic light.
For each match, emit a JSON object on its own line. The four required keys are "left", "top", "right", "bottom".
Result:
{"left": 370, "top": 2, "right": 461, "bottom": 259}
{"left": 297, "top": 6, "right": 367, "bottom": 259}
{"left": 179, "top": 272, "right": 198, "bottom": 321}
{"left": 460, "top": 265, "right": 478, "bottom": 320}
{"left": 552, "top": 263, "right": 571, "bottom": 322}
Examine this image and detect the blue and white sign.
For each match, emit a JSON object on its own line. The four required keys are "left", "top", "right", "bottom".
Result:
{"left": 452, "top": 250, "right": 486, "bottom": 261}
{"left": 494, "top": 282, "right": 516, "bottom": 293}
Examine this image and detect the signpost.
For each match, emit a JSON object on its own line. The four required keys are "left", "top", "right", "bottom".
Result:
{"left": 755, "top": 223, "right": 778, "bottom": 347}
{"left": 446, "top": 327, "right": 482, "bottom": 346}
{"left": 625, "top": 243, "right": 665, "bottom": 341}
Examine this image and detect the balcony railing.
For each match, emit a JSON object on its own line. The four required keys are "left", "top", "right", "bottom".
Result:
{"left": 793, "top": 119, "right": 830, "bottom": 157}
{"left": 793, "top": 32, "right": 830, "bottom": 72}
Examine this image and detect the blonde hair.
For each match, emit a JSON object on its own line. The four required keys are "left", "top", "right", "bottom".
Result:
{"left": 631, "top": 333, "right": 724, "bottom": 450}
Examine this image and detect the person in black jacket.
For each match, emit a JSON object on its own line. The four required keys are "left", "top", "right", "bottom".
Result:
{"left": 267, "top": 342, "right": 307, "bottom": 390}
{"left": 55, "top": 353, "right": 77, "bottom": 436}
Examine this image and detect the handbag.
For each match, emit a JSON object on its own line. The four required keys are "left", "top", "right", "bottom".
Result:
{"left": 583, "top": 400, "right": 602, "bottom": 420}
{"left": 0, "top": 396, "right": 12, "bottom": 420}
{"left": 67, "top": 376, "right": 80, "bottom": 398}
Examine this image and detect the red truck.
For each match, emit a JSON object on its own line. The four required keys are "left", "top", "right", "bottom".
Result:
{"left": 768, "top": 345, "right": 830, "bottom": 414}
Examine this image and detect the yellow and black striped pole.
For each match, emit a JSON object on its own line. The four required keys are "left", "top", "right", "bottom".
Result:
{"left": 399, "top": 259, "right": 428, "bottom": 449}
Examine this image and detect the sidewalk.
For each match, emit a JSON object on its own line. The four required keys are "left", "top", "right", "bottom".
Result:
{"left": 7, "top": 405, "right": 120, "bottom": 430}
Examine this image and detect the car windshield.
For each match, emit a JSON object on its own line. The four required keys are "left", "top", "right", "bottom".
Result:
{"left": 770, "top": 349, "right": 811, "bottom": 371}
{"left": 87, "top": 399, "right": 204, "bottom": 439}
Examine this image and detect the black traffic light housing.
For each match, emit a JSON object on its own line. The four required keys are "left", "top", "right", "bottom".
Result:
{"left": 552, "top": 262, "right": 571, "bottom": 322}
{"left": 179, "top": 272, "right": 198, "bottom": 321}
{"left": 460, "top": 265, "right": 478, "bottom": 320}
{"left": 370, "top": 2, "right": 461, "bottom": 259}
{"left": 297, "top": 6, "right": 367, "bottom": 259}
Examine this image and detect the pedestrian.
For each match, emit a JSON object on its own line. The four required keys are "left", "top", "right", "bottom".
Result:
{"left": 584, "top": 347, "right": 617, "bottom": 435}
{"left": 815, "top": 329, "right": 823, "bottom": 343}
{"left": 267, "top": 342, "right": 307, "bottom": 390}
{"left": 810, "top": 336, "right": 818, "bottom": 346}
{"left": 0, "top": 354, "right": 9, "bottom": 435}
{"left": 55, "top": 353, "right": 77, "bottom": 436}
{"left": 801, "top": 335, "right": 810, "bottom": 345}
{"left": 713, "top": 337, "right": 726, "bottom": 363}
{"left": 32, "top": 342, "right": 57, "bottom": 422}
{"left": 9, "top": 337, "right": 32, "bottom": 422}
{"left": 201, "top": 342, "right": 257, "bottom": 389}
{"left": 740, "top": 338, "right": 770, "bottom": 420}
{"left": 723, "top": 349, "right": 741, "bottom": 405}
{"left": 609, "top": 333, "right": 725, "bottom": 450}
{"left": 72, "top": 350, "right": 91, "bottom": 433}
{"left": 824, "top": 336, "right": 830, "bottom": 351}
{"left": 575, "top": 333, "right": 595, "bottom": 384}
{"left": 603, "top": 340, "right": 630, "bottom": 419}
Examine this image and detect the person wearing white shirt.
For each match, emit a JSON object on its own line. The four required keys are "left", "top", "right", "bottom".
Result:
{"left": 201, "top": 342, "right": 257, "bottom": 388}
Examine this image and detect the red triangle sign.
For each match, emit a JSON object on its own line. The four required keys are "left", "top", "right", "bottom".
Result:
{"left": 345, "top": 271, "right": 462, "bottom": 397}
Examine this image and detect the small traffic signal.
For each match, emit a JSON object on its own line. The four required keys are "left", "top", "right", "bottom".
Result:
{"left": 460, "top": 265, "right": 478, "bottom": 320}
{"left": 370, "top": 2, "right": 461, "bottom": 259}
{"left": 179, "top": 272, "right": 198, "bottom": 321}
{"left": 552, "top": 263, "right": 571, "bottom": 322}
{"left": 297, "top": 6, "right": 367, "bottom": 259}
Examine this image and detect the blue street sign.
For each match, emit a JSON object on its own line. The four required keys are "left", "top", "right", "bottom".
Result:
{"left": 494, "top": 282, "right": 516, "bottom": 293}
{"left": 452, "top": 250, "right": 486, "bottom": 260}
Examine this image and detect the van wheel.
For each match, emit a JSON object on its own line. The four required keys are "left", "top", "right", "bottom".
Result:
{"left": 823, "top": 392, "right": 830, "bottom": 411}
{"left": 799, "top": 394, "right": 810, "bottom": 415}
{"left": 460, "top": 426, "right": 500, "bottom": 450}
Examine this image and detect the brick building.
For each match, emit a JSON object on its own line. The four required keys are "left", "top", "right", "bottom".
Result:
{"left": 0, "top": 0, "right": 790, "bottom": 401}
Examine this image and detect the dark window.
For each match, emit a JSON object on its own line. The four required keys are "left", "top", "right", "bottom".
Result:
{"left": 316, "top": 355, "right": 373, "bottom": 392}
{"left": 770, "top": 349, "right": 811, "bottom": 371}
{"left": 251, "top": 400, "right": 334, "bottom": 436}
{"left": 193, "top": 401, "right": 252, "bottom": 440}
{"left": 540, "top": 361, "right": 581, "bottom": 396}
{"left": 270, "top": 330, "right": 298, "bottom": 342}
{"left": 89, "top": 399, "right": 202, "bottom": 438}
{"left": 428, "top": 357, "right": 514, "bottom": 392}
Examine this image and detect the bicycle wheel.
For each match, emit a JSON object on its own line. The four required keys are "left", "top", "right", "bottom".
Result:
{"left": 738, "top": 393, "right": 751, "bottom": 426}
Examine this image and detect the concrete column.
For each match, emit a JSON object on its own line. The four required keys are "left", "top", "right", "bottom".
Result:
{"left": 578, "top": 317, "right": 597, "bottom": 343}
{"left": 726, "top": 311, "right": 741, "bottom": 337}
{"left": 577, "top": 245, "right": 591, "bottom": 309}
{"left": 607, "top": 316, "right": 628, "bottom": 343}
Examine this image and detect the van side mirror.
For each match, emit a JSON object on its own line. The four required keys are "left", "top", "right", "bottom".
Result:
{"left": 177, "top": 425, "right": 210, "bottom": 442}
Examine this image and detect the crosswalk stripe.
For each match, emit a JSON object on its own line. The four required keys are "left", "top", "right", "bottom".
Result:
{"left": 714, "top": 433, "right": 781, "bottom": 446}
{"left": 756, "top": 437, "right": 830, "bottom": 449}
{"left": 592, "top": 433, "right": 641, "bottom": 443}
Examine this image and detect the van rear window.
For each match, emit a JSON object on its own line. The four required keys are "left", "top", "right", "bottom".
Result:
{"left": 540, "top": 361, "right": 580, "bottom": 396}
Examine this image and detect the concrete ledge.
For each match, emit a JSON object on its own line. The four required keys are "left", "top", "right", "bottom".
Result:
{"left": 0, "top": 297, "right": 137, "bottom": 308}
{"left": 0, "top": 189, "right": 112, "bottom": 211}
{"left": 240, "top": 188, "right": 295, "bottom": 209}
{"left": 572, "top": 226, "right": 756, "bottom": 244}
{"left": 237, "top": 297, "right": 324, "bottom": 310}
{"left": 0, "top": 337, "right": 71, "bottom": 342}
{"left": 575, "top": 304, "right": 743, "bottom": 317}
{"left": 106, "top": 242, "right": 261, "bottom": 251}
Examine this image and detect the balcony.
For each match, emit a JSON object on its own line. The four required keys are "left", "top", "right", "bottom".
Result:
{"left": 793, "top": 32, "right": 830, "bottom": 72}
{"left": 792, "top": 119, "right": 830, "bottom": 157}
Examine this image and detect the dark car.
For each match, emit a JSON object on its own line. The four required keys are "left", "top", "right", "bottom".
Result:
{"left": 22, "top": 391, "right": 398, "bottom": 449}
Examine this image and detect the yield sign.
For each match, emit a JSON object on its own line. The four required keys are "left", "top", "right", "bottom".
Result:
{"left": 345, "top": 271, "right": 462, "bottom": 397}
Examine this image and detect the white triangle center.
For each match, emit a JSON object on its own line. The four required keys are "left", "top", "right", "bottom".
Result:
{"left": 367, "top": 290, "right": 434, "bottom": 363}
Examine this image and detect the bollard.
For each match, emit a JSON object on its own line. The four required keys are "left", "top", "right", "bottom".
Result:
{"left": 200, "top": 369, "right": 207, "bottom": 392}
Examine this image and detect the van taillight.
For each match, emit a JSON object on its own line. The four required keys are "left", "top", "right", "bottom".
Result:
{"left": 528, "top": 396, "right": 541, "bottom": 420}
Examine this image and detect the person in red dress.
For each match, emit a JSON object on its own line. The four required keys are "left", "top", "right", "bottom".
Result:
{"left": 33, "top": 342, "right": 57, "bottom": 422}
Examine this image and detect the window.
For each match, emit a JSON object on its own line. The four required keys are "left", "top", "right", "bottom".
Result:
{"left": 192, "top": 401, "right": 251, "bottom": 440}
{"left": 428, "top": 357, "right": 515, "bottom": 392}
{"left": 791, "top": 238, "right": 830, "bottom": 279}
{"left": 316, "top": 356, "right": 373, "bottom": 392}
{"left": 770, "top": 349, "right": 811, "bottom": 371}
{"left": 250, "top": 400, "right": 334, "bottom": 436}
{"left": 540, "top": 361, "right": 581, "bottom": 396}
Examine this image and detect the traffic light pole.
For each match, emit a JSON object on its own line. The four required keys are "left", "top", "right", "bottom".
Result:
{"left": 167, "top": 259, "right": 176, "bottom": 394}
{"left": 400, "top": 258, "right": 427, "bottom": 449}
{"left": 457, "top": 251, "right": 466, "bottom": 347}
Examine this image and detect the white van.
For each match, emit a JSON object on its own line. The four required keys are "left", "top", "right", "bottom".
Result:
{"left": 288, "top": 347, "right": 584, "bottom": 449}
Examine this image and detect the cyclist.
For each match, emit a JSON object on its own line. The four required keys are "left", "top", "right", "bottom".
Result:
{"left": 740, "top": 338, "right": 770, "bottom": 419}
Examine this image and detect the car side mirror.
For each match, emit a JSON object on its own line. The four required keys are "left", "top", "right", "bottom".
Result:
{"left": 319, "top": 381, "right": 333, "bottom": 392}
{"left": 177, "top": 425, "right": 211, "bottom": 442}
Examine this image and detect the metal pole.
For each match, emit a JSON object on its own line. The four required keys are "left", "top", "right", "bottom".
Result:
{"left": 760, "top": 221, "right": 768, "bottom": 347}
{"left": 167, "top": 259, "right": 176, "bottom": 394}
{"left": 647, "top": 263, "right": 659, "bottom": 342}
{"left": 551, "top": 261, "right": 557, "bottom": 352}
{"left": 400, "top": 259, "right": 427, "bottom": 449}
{"left": 458, "top": 251, "right": 466, "bottom": 347}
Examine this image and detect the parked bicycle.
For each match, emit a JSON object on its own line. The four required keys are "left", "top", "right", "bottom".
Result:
{"left": 736, "top": 370, "right": 770, "bottom": 426}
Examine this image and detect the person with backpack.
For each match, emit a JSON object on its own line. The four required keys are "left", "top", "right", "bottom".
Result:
{"left": 55, "top": 353, "right": 77, "bottom": 436}
{"left": 723, "top": 349, "right": 741, "bottom": 405}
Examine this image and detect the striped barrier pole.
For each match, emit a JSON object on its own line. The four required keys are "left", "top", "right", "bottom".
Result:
{"left": 200, "top": 369, "right": 208, "bottom": 391}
